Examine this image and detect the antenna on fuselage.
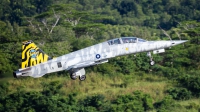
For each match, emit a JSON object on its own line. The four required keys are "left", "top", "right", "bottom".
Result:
{"left": 158, "top": 25, "right": 172, "bottom": 41}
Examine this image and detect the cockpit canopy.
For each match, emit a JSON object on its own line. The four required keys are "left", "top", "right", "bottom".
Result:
{"left": 108, "top": 37, "right": 146, "bottom": 45}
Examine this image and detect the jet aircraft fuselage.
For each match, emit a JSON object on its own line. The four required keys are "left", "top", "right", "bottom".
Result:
{"left": 13, "top": 37, "right": 187, "bottom": 81}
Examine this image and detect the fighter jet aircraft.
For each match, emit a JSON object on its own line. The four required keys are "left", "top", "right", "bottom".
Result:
{"left": 13, "top": 37, "right": 187, "bottom": 81}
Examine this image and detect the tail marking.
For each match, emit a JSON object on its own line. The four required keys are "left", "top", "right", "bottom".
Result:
{"left": 21, "top": 40, "right": 52, "bottom": 68}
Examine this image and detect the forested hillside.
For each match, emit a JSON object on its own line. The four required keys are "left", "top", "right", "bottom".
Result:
{"left": 1, "top": 0, "right": 200, "bottom": 111}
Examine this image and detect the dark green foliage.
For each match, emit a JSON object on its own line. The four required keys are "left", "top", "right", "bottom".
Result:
{"left": 177, "top": 74, "right": 200, "bottom": 97}
{"left": 0, "top": 0, "right": 38, "bottom": 25}
{"left": 0, "top": 49, "right": 13, "bottom": 77}
{"left": 2, "top": 0, "right": 200, "bottom": 29}
{"left": 134, "top": 53, "right": 150, "bottom": 72}
{"left": 154, "top": 95, "right": 176, "bottom": 112}
{"left": 41, "top": 81, "right": 63, "bottom": 96}
{"left": 111, "top": 91, "right": 153, "bottom": 112}
{"left": 0, "top": 81, "right": 77, "bottom": 112}
{"left": 94, "top": 63, "right": 115, "bottom": 75}
{"left": 0, "top": 82, "right": 9, "bottom": 99}
{"left": 73, "top": 24, "right": 105, "bottom": 38}
{"left": 114, "top": 56, "right": 136, "bottom": 74}
{"left": 0, "top": 83, "right": 156, "bottom": 112}
{"left": 161, "top": 67, "right": 179, "bottom": 78}
{"left": 167, "top": 88, "right": 192, "bottom": 100}
{"left": 1, "top": 91, "right": 75, "bottom": 112}
{"left": 79, "top": 94, "right": 110, "bottom": 111}
{"left": 34, "top": 0, "right": 54, "bottom": 13}
{"left": 113, "top": 1, "right": 136, "bottom": 15}
{"left": 71, "top": 38, "right": 93, "bottom": 51}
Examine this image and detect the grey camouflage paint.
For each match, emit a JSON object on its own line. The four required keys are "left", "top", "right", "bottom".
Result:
{"left": 14, "top": 37, "right": 187, "bottom": 78}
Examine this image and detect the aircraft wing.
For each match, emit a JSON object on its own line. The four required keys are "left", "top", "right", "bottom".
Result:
{"left": 66, "top": 59, "right": 108, "bottom": 70}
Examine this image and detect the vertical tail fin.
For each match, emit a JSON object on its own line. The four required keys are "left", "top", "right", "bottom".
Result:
{"left": 21, "top": 40, "right": 52, "bottom": 68}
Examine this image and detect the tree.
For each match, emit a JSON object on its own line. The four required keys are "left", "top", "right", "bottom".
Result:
{"left": 34, "top": 0, "right": 53, "bottom": 13}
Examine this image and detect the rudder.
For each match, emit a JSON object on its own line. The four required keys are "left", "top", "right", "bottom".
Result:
{"left": 21, "top": 40, "right": 52, "bottom": 68}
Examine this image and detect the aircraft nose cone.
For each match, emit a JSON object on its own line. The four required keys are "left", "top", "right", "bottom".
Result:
{"left": 171, "top": 40, "right": 188, "bottom": 46}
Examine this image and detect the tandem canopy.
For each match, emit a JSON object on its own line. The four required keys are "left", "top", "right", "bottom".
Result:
{"left": 108, "top": 37, "right": 146, "bottom": 45}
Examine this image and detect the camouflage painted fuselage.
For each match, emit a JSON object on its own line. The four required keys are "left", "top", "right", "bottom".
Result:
{"left": 14, "top": 37, "right": 187, "bottom": 78}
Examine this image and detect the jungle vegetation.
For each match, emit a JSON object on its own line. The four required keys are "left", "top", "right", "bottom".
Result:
{"left": 1, "top": 0, "right": 200, "bottom": 111}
